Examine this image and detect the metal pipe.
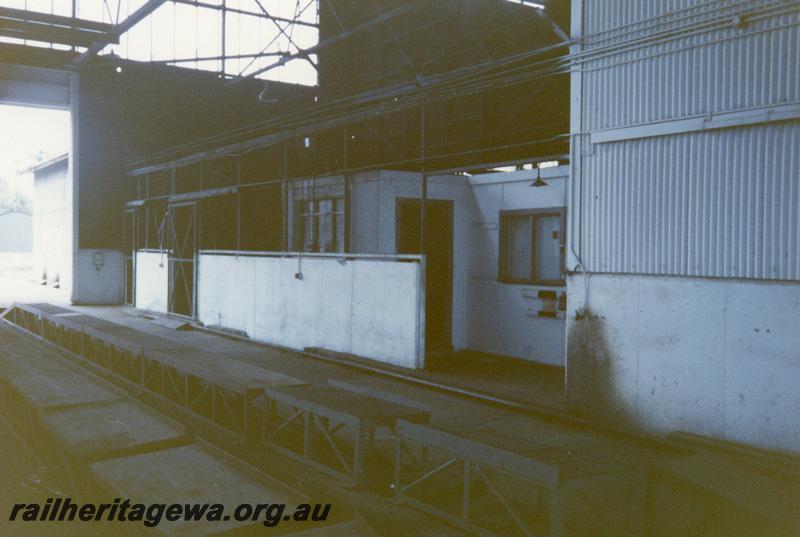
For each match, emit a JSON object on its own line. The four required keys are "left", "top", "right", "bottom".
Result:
{"left": 342, "top": 125, "right": 350, "bottom": 254}
{"left": 235, "top": 154, "right": 241, "bottom": 251}
{"left": 419, "top": 107, "right": 426, "bottom": 256}
{"left": 281, "top": 142, "right": 288, "bottom": 252}
{"left": 220, "top": 0, "right": 226, "bottom": 77}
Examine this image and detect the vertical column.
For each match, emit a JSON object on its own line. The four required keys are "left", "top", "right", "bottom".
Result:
{"left": 282, "top": 142, "right": 288, "bottom": 252}
{"left": 235, "top": 154, "right": 241, "bottom": 251}
{"left": 221, "top": 0, "right": 227, "bottom": 77}
{"left": 419, "top": 107, "right": 427, "bottom": 255}
{"left": 343, "top": 126, "right": 350, "bottom": 253}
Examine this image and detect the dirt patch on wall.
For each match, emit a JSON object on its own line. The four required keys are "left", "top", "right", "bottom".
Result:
{"left": 566, "top": 309, "right": 637, "bottom": 430}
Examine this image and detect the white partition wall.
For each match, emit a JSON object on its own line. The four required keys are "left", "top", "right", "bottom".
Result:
{"left": 197, "top": 252, "right": 424, "bottom": 369}
{"left": 135, "top": 250, "right": 169, "bottom": 314}
{"left": 464, "top": 167, "right": 568, "bottom": 365}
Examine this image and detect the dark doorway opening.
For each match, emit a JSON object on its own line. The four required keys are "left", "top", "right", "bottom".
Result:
{"left": 123, "top": 209, "right": 136, "bottom": 306}
{"left": 396, "top": 198, "right": 453, "bottom": 352}
{"left": 167, "top": 202, "right": 197, "bottom": 318}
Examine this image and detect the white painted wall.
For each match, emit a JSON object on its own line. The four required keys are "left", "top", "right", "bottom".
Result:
{"left": 32, "top": 158, "right": 71, "bottom": 291}
{"left": 0, "top": 212, "right": 32, "bottom": 252}
{"left": 135, "top": 250, "right": 168, "bottom": 313}
{"left": 196, "top": 253, "right": 423, "bottom": 368}
{"left": 72, "top": 249, "right": 124, "bottom": 304}
{"left": 566, "top": 273, "right": 800, "bottom": 454}
{"left": 349, "top": 170, "right": 472, "bottom": 350}
{"left": 466, "top": 167, "right": 568, "bottom": 365}
{"left": 567, "top": 0, "right": 800, "bottom": 452}
{"left": 347, "top": 167, "right": 569, "bottom": 365}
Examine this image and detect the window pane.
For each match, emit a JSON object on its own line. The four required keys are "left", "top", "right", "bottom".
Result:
{"left": 334, "top": 198, "right": 345, "bottom": 253}
{"left": 294, "top": 197, "right": 344, "bottom": 253}
{"left": 535, "top": 215, "right": 561, "bottom": 281}
{"left": 318, "top": 199, "right": 334, "bottom": 252}
{"left": 505, "top": 216, "right": 531, "bottom": 281}
{"left": 293, "top": 201, "right": 308, "bottom": 251}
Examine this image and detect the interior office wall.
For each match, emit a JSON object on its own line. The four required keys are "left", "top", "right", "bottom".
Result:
{"left": 466, "top": 167, "right": 568, "bottom": 365}
{"left": 349, "top": 170, "right": 471, "bottom": 350}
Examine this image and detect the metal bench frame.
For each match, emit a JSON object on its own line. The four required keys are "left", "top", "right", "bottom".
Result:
{"left": 259, "top": 388, "right": 376, "bottom": 487}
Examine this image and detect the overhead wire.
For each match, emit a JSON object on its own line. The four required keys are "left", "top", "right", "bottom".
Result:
{"left": 127, "top": 0, "right": 798, "bottom": 172}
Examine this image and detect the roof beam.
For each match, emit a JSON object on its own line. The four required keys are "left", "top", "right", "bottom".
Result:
{"left": 0, "top": 7, "right": 112, "bottom": 33}
{"left": 0, "top": 7, "right": 115, "bottom": 48}
{"left": 172, "top": 0, "right": 317, "bottom": 28}
{"left": 0, "top": 19, "right": 116, "bottom": 48}
{"left": 75, "top": 0, "right": 167, "bottom": 64}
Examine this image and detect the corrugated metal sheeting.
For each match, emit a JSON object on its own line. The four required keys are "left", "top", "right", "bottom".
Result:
{"left": 573, "top": 0, "right": 800, "bottom": 280}
{"left": 582, "top": 7, "right": 799, "bottom": 130}
{"left": 581, "top": 122, "right": 799, "bottom": 279}
{"left": 583, "top": 0, "right": 793, "bottom": 36}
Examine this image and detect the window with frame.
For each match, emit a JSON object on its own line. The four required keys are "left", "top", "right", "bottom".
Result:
{"left": 499, "top": 209, "right": 564, "bottom": 285}
{"left": 293, "top": 198, "right": 345, "bottom": 253}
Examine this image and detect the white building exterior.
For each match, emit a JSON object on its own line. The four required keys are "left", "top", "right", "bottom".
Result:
{"left": 566, "top": 0, "right": 800, "bottom": 453}
{"left": 31, "top": 155, "right": 71, "bottom": 290}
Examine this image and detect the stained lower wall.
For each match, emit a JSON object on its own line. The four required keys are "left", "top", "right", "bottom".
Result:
{"left": 566, "top": 273, "right": 800, "bottom": 454}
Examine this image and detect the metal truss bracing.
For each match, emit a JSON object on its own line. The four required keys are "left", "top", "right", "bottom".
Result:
{"left": 228, "top": 2, "right": 412, "bottom": 85}
{"left": 90, "top": 0, "right": 573, "bottom": 211}
{"left": 258, "top": 384, "right": 430, "bottom": 487}
{"left": 75, "top": 0, "right": 168, "bottom": 63}
{"left": 392, "top": 419, "right": 645, "bottom": 537}
{"left": 3, "top": 0, "right": 320, "bottom": 82}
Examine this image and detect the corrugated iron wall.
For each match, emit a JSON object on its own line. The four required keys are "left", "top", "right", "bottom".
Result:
{"left": 572, "top": 0, "right": 800, "bottom": 280}
{"left": 583, "top": 123, "right": 799, "bottom": 279}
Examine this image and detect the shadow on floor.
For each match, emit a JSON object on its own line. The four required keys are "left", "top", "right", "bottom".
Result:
{"left": 424, "top": 350, "right": 566, "bottom": 410}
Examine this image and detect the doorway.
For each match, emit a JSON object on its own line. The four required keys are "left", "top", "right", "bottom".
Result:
{"left": 396, "top": 198, "right": 453, "bottom": 351}
{"left": 122, "top": 209, "right": 137, "bottom": 306}
{"left": 166, "top": 202, "right": 197, "bottom": 318}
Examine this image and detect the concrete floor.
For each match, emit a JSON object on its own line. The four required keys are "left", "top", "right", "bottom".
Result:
{"left": 0, "top": 271, "right": 565, "bottom": 411}
{"left": 424, "top": 350, "right": 566, "bottom": 410}
{"left": 0, "top": 419, "right": 105, "bottom": 537}
{"left": 0, "top": 264, "right": 69, "bottom": 307}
